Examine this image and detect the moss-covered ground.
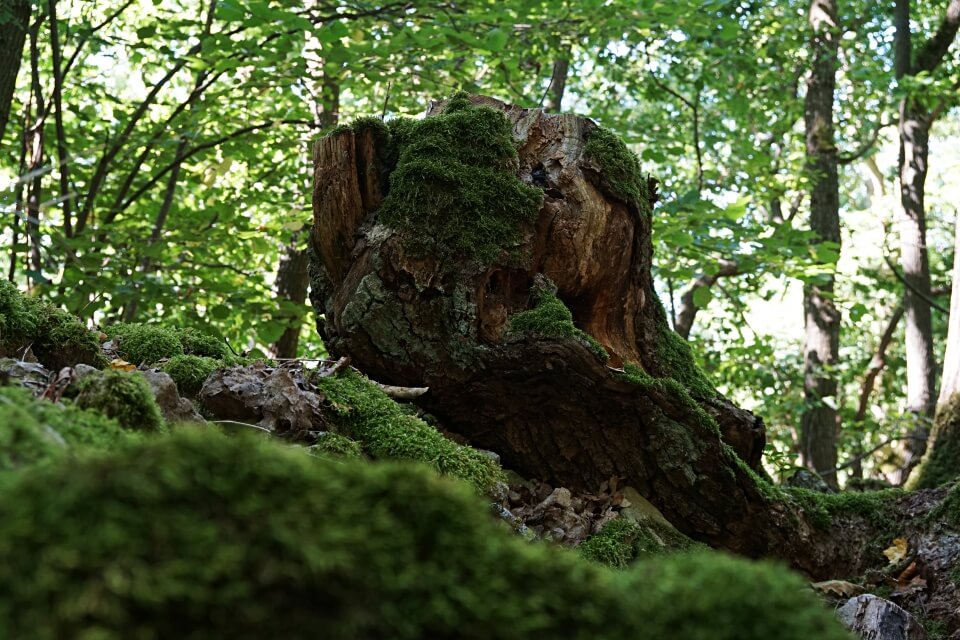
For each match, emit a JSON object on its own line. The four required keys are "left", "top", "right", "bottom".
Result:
{"left": 0, "top": 429, "right": 851, "bottom": 640}
{"left": 315, "top": 369, "right": 504, "bottom": 493}
{"left": 579, "top": 516, "right": 702, "bottom": 568}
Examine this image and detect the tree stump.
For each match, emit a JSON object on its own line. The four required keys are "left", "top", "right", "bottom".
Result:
{"left": 308, "top": 94, "right": 879, "bottom": 574}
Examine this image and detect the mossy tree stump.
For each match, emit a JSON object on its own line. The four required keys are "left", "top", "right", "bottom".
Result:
{"left": 309, "top": 95, "right": 893, "bottom": 576}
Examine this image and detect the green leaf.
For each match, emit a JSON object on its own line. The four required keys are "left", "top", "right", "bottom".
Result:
{"left": 692, "top": 287, "right": 713, "bottom": 307}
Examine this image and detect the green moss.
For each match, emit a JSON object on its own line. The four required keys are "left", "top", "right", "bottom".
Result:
{"left": 376, "top": 96, "right": 543, "bottom": 262}
{"left": 622, "top": 363, "right": 721, "bottom": 437}
{"left": 583, "top": 125, "right": 646, "bottom": 206}
{"left": 315, "top": 370, "right": 504, "bottom": 493}
{"left": 75, "top": 370, "right": 164, "bottom": 432}
{"left": 0, "top": 385, "right": 135, "bottom": 472}
{"left": 162, "top": 354, "right": 219, "bottom": 397}
{"left": 508, "top": 281, "right": 608, "bottom": 360}
{"left": 308, "top": 432, "right": 364, "bottom": 460}
{"left": 910, "top": 393, "right": 960, "bottom": 489}
{"left": 652, "top": 300, "right": 716, "bottom": 398}
{"left": 179, "top": 327, "right": 227, "bottom": 359}
{"left": 108, "top": 323, "right": 184, "bottom": 364}
{"left": 0, "top": 429, "right": 851, "bottom": 640}
{"left": 579, "top": 517, "right": 700, "bottom": 569}
{"left": 0, "top": 282, "right": 106, "bottom": 369}
{"left": 786, "top": 487, "right": 902, "bottom": 530}
{"left": 930, "top": 482, "right": 960, "bottom": 528}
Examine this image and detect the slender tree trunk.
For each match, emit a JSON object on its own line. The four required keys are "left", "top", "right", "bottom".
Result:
{"left": 544, "top": 57, "right": 569, "bottom": 113}
{"left": 25, "top": 15, "right": 45, "bottom": 284}
{"left": 0, "top": 0, "right": 29, "bottom": 142}
{"left": 800, "top": 0, "right": 841, "bottom": 488}
{"left": 270, "top": 48, "right": 338, "bottom": 358}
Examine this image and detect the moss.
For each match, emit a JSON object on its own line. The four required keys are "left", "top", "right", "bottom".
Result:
{"left": 0, "top": 282, "right": 106, "bottom": 369}
{"left": 178, "top": 327, "right": 227, "bottom": 359}
{"left": 929, "top": 482, "right": 960, "bottom": 528}
{"left": 786, "top": 487, "right": 902, "bottom": 530}
{"left": 583, "top": 125, "right": 646, "bottom": 206}
{"left": 622, "top": 363, "right": 721, "bottom": 438}
{"left": 162, "top": 355, "right": 219, "bottom": 397}
{"left": 579, "top": 517, "right": 700, "bottom": 569}
{"left": 508, "top": 280, "right": 608, "bottom": 360}
{"left": 108, "top": 323, "right": 184, "bottom": 364}
{"left": 315, "top": 370, "right": 504, "bottom": 493}
{"left": 308, "top": 432, "right": 364, "bottom": 460}
{"left": 910, "top": 393, "right": 960, "bottom": 489}
{"left": 375, "top": 95, "right": 543, "bottom": 262}
{"left": 0, "top": 429, "right": 851, "bottom": 640}
{"left": 652, "top": 300, "right": 716, "bottom": 398}
{"left": 0, "top": 385, "right": 135, "bottom": 472}
{"left": 75, "top": 370, "right": 164, "bottom": 432}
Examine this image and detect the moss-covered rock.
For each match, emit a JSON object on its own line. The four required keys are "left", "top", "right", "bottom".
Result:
{"left": 108, "top": 323, "right": 184, "bottom": 364}
{"left": 0, "top": 385, "right": 134, "bottom": 472}
{"left": 162, "top": 354, "right": 219, "bottom": 397}
{"left": 0, "top": 430, "right": 852, "bottom": 640}
{"left": 0, "top": 281, "right": 106, "bottom": 370}
{"left": 374, "top": 94, "right": 543, "bottom": 261}
{"left": 786, "top": 487, "right": 902, "bottom": 530}
{"left": 509, "top": 278, "right": 608, "bottom": 360}
{"left": 315, "top": 370, "right": 504, "bottom": 493}
{"left": 75, "top": 370, "right": 165, "bottom": 431}
{"left": 179, "top": 327, "right": 227, "bottom": 359}
{"left": 910, "top": 394, "right": 960, "bottom": 490}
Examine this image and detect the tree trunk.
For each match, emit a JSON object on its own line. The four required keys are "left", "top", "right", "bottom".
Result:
{"left": 800, "top": 0, "right": 841, "bottom": 489}
{"left": 544, "top": 57, "right": 569, "bottom": 113}
{"left": 270, "top": 45, "right": 338, "bottom": 359}
{"left": 306, "top": 93, "right": 927, "bottom": 578}
{"left": 0, "top": 0, "right": 29, "bottom": 142}
{"left": 911, "top": 217, "right": 960, "bottom": 489}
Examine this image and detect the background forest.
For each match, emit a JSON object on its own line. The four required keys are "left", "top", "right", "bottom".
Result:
{"left": 2, "top": 0, "right": 959, "bottom": 490}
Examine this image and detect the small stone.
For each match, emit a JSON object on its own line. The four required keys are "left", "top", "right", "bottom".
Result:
{"left": 553, "top": 487, "right": 573, "bottom": 509}
{"left": 140, "top": 369, "right": 204, "bottom": 424}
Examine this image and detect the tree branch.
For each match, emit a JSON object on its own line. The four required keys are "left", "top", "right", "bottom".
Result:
{"left": 915, "top": 0, "right": 960, "bottom": 73}
{"left": 674, "top": 259, "right": 739, "bottom": 339}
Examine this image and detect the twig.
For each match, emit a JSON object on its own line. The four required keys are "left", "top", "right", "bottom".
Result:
{"left": 213, "top": 420, "right": 272, "bottom": 434}
{"left": 375, "top": 383, "right": 429, "bottom": 401}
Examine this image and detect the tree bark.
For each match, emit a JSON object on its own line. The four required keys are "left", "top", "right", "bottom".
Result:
{"left": 544, "top": 57, "right": 569, "bottom": 113}
{"left": 0, "top": 0, "right": 29, "bottom": 142}
{"left": 801, "top": 0, "right": 841, "bottom": 489}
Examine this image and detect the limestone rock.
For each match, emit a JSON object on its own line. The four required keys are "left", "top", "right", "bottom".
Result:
{"left": 837, "top": 594, "right": 926, "bottom": 640}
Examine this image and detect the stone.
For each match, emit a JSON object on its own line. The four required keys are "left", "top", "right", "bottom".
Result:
{"left": 140, "top": 369, "right": 204, "bottom": 424}
{"left": 836, "top": 594, "right": 926, "bottom": 640}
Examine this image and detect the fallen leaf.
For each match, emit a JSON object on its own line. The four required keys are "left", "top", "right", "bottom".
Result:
{"left": 811, "top": 580, "right": 865, "bottom": 598}
{"left": 883, "top": 537, "right": 908, "bottom": 564}
{"left": 110, "top": 359, "right": 137, "bottom": 372}
{"left": 892, "top": 576, "right": 927, "bottom": 598}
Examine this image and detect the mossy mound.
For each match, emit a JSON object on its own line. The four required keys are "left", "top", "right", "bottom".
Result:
{"left": 315, "top": 370, "right": 504, "bottom": 493}
{"left": 162, "top": 354, "right": 219, "bottom": 397}
{"left": 107, "top": 323, "right": 184, "bottom": 364}
{"left": 0, "top": 281, "right": 106, "bottom": 370}
{"left": 108, "top": 323, "right": 226, "bottom": 365}
{"left": 509, "top": 279, "right": 608, "bottom": 361}
{"left": 307, "top": 432, "right": 363, "bottom": 459}
{"left": 786, "top": 486, "right": 902, "bottom": 530}
{"left": 0, "top": 430, "right": 851, "bottom": 640}
{"left": 75, "top": 370, "right": 164, "bottom": 432}
{"left": 374, "top": 95, "right": 543, "bottom": 261}
{"left": 0, "top": 385, "right": 135, "bottom": 472}
{"left": 911, "top": 394, "right": 960, "bottom": 490}
{"left": 579, "top": 516, "right": 701, "bottom": 569}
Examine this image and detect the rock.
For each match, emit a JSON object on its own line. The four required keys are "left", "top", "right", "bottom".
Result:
{"left": 786, "top": 469, "right": 834, "bottom": 493}
{"left": 140, "top": 369, "right": 204, "bottom": 424}
{"left": 836, "top": 594, "right": 926, "bottom": 640}
{"left": 198, "top": 364, "right": 329, "bottom": 436}
{"left": 73, "top": 363, "right": 99, "bottom": 379}
{"left": 477, "top": 449, "right": 501, "bottom": 465}
{"left": 620, "top": 486, "right": 672, "bottom": 526}
{"left": 0, "top": 358, "right": 50, "bottom": 392}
